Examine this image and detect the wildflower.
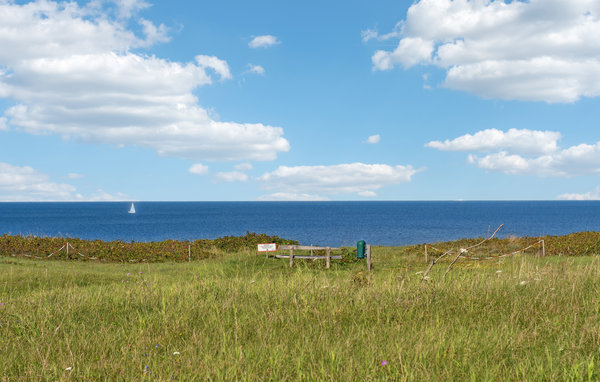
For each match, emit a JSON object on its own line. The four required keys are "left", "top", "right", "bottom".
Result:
{"left": 155, "top": 344, "right": 159, "bottom": 348}
{"left": 0, "top": 302, "right": 5, "bottom": 306}
{"left": 126, "top": 273, "right": 131, "bottom": 276}
{"left": 121, "top": 280, "right": 125, "bottom": 283}
{"left": 65, "top": 367, "right": 72, "bottom": 371}
{"left": 144, "top": 365, "right": 149, "bottom": 373}
{"left": 139, "top": 272, "right": 143, "bottom": 274}
{"left": 173, "top": 351, "right": 180, "bottom": 355}
{"left": 381, "top": 360, "right": 388, "bottom": 366}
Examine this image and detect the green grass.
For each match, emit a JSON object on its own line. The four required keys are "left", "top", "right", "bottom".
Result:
{"left": 2, "top": 248, "right": 600, "bottom": 381}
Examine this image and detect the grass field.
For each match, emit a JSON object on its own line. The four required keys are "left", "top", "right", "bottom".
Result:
{"left": 2, "top": 246, "right": 600, "bottom": 381}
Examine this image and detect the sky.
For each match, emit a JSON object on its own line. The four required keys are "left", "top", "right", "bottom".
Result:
{"left": 1, "top": 0, "right": 600, "bottom": 201}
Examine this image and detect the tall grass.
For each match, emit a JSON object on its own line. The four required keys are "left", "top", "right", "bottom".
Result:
{"left": 1, "top": 249, "right": 600, "bottom": 380}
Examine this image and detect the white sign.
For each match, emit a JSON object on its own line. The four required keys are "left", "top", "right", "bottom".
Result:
{"left": 257, "top": 243, "right": 277, "bottom": 252}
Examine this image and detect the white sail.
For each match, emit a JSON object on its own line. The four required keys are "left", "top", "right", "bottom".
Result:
{"left": 128, "top": 203, "right": 136, "bottom": 214}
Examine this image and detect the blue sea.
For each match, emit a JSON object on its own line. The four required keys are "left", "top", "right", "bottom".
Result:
{"left": 0, "top": 201, "right": 599, "bottom": 246}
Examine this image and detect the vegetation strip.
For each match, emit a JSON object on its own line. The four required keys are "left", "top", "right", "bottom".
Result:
{"left": 0, "top": 232, "right": 297, "bottom": 262}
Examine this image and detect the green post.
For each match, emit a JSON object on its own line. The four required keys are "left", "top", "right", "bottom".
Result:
{"left": 357, "top": 240, "right": 366, "bottom": 259}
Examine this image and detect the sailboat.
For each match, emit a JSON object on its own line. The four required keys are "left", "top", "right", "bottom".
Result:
{"left": 128, "top": 202, "right": 136, "bottom": 214}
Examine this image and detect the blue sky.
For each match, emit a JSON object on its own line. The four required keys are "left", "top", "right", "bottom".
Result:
{"left": 1, "top": 0, "right": 600, "bottom": 201}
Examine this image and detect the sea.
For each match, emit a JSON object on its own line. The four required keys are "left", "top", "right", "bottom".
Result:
{"left": 0, "top": 201, "right": 599, "bottom": 247}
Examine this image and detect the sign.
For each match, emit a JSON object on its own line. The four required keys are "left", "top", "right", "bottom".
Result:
{"left": 257, "top": 243, "right": 277, "bottom": 252}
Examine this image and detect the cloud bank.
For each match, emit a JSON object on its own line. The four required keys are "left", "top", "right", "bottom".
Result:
{"left": 370, "top": 0, "right": 600, "bottom": 103}
{"left": 426, "top": 128, "right": 561, "bottom": 156}
{"left": 0, "top": 0, "right": 289, "bottom": 161}
{"left": 258, "top": 162, "right": 419, "bottom": 199}
{"left": 0, "top": 162, "right": 127, "bottom": 201}
{"left": 557, "top": 187, "right": 600, "bottom": 201}
{"left": 428, "top": 128, "right": 600, "bottom": 177}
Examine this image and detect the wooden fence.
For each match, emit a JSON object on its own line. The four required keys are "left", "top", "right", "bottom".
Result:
{"left": 275, "top": 244, "right": 371, "bottom": 270}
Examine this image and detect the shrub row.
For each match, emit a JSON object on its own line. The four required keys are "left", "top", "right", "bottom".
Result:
{"left": 0, "top": 232, "right": 297, "bottom": 262}
{"left": 401, "top": 231, "right": 600, "bottom": 258}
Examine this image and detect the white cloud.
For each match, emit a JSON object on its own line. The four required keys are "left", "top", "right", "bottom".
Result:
{"left": 246, "top": 64, "right": 265, "bottom": 76}
{"left": 0, "top": 1, "right": 289, "bottom": 162}
{"left": 195, "top": 55, "right": 232, "bottom": 80}
{"left": 371, "top": 0, "right": 600, "bottom": 103}
{"left": 361, "top": 23, "right": 403, "bottom": 43}
{"left": 257, "top": 192, "right": 329, "bottom": 201}
{"left": 426, "top": 128, "right": 561, "bottom": 155}
{"left": 110, "top": 0, "right": 151, "bottom": 19}
{"left": 234, "top": 162, "right": 253, "bottom": 171}
{"left": 138, "top": 18, "right": 170, "bottom": 45}
{"left": 65, "top": 173, "right": 84, "bottom": 179}
{"left": 248, "top": 35, "right": 280, "bottom": 49}
{"left": 373, "top": 37, "right": 434, "bottom": 70}
{"left": 361, "top": 28, "right": 379, "bottom": 43}
{"left": 557, "top": 187, "right": 600, "bottom": 201}
{"left": 0, "top": 117, "right": 7, "bottom": 131}
{"left": 468, "top": 143, "right": 600, "bottom": 177}
{"left": 87, "top": 188, "right": 129, "bottom": 201}
{"left": 358, "top": 191, "right": 377, "bottom": 197}
{"left": 0, "top": 162, "right": 76, "bottom": 201}
{"left": 0, "top": 162, "right": 130, "bottom": 201}
{"left": 366, "top": 134, "right": 381, "bottom": 144}
{"left": 189, "top": 163, "right": 209, "bottom": 175}
{"left": 258, "top": 163, "right": 419, "bottom": 196}
{"left": 214, "top": 171, "right": 248, "bottom": 182}
{"left": 430, "top": 129, "right": 600, "bottom": 177}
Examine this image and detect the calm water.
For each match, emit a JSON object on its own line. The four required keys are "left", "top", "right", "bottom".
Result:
{"left": 0, "top": 201, "right": 599, "bottom": 246}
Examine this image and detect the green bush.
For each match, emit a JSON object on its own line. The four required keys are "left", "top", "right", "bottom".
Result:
{"left": 0, "top": 232, "right": 297, "bottom": 263}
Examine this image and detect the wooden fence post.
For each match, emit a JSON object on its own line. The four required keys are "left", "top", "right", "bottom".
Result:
{"left": 188, "top": 243, "right": 191, "bottom": 262}
{"left": 542, "top": 240, "right": 546, "bottom": 257}
{"left": 425, "top": 244, "right": 428, "bottom": 263}
{"left": 326, "top": 247, "right": 331, "bottom": 269}
{"left": 289, "top": 247, "right": 294, "bottom": 268}
{"left": 366, "top": 244, "right": 371, "bottom": 271}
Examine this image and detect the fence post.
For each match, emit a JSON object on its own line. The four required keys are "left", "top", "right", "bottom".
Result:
{"left": 326, "top": 247, "right": 331, "bottom": 269}
{"left": 366, "top": 244, "right": 372, "bottom": 271}
{"left": 289, "top": 247, "right": 294, "bottom": 268}
{"left": 425, "top": 244, "right": 428, "bottom": 263}
{"left": 542, "top": 240, "right": 546, "bottom": 257}
{"left": 188, "top": 243, "right": 191, "bottom": 262}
